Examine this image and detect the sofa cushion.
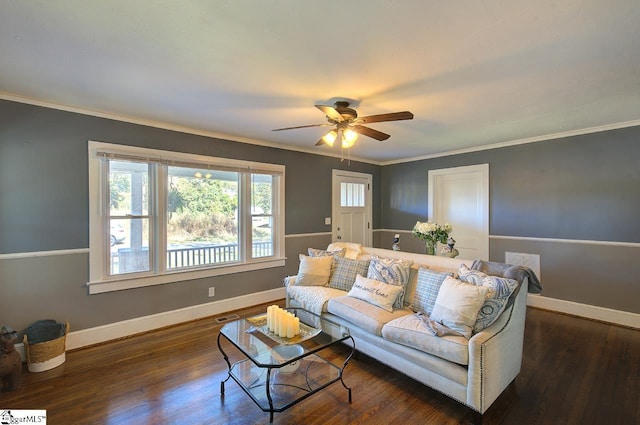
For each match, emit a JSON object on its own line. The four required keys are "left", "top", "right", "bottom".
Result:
{"left": 294, "top": 255, "right": 333, "bottom": 286}
{"left": 327, "top": 296, "right": 412, "bottom": 336}
{"left": 327, "top": 256, "right": 371, "bottom": 292}
{"left": 430, "top": 276, "right": 489, "bottom": 339}
{"left": 458, "top": 264, "right": 519, "bottom": 332}
{"left": 410, "top": 268, "right": 454, "bottom": 315}
{"left": 367, "top": 255, "right": 413, "bottom": 309}
{"left": 381, "top": 314, "right": 470, "bottom": 365}
{"left": 347, "top": 275, "right": 404, "bottom": 312}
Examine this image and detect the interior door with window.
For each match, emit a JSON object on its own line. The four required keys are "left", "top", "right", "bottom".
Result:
{"left": 332, "top": 170, "right": 372, "bottom": 246}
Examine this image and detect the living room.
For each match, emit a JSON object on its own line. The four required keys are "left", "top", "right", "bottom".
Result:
{"left": 1, "top": 2, "right": 639, "bottom": 424}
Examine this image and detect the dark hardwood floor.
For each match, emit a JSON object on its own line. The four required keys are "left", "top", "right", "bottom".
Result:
{"left": 1, "top": 303, "right": 638, "bottom": 425}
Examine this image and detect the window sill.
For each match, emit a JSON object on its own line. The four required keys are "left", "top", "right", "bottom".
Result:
{"left": 87, "top": 257, "right": 286, "bottom": 294}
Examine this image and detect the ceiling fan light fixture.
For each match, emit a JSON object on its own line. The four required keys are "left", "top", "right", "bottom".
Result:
{"left": 322, "top": 130, "right": 337, "bottom": 146}
{"left": 342, "top": 128, "right": 358, "bottom": 148}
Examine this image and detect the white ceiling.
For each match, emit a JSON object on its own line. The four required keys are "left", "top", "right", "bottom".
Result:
{"left": 2, "top": 0, "right": 640, "bottom": 163}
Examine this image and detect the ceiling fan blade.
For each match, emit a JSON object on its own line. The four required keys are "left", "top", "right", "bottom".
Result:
{"left": 355, "top": 111, "right": 414, "bottom": 124}
{"left": 315, "top": 105, "right": 345, "bottom": 122}
{"left": 272, "top": 123, "right": 331, "bottom": 131}
{"left": 352, "top": 124, "right": 391, "bottom": 141}
{"left": 315, "top": 138, "right": 327, "bottom": 146}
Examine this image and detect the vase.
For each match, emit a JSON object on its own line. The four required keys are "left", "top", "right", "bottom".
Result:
{"left": 425, "top": 240, "right": 436, "bottom": 255}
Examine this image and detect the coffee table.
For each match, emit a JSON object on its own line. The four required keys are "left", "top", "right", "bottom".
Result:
{"left": 217, "top": 308, "right": 355, "bottom": 423}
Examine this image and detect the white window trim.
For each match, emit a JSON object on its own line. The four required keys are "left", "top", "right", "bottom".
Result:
{"left": 87, "top": 141, "right": 285, "bottom": 294}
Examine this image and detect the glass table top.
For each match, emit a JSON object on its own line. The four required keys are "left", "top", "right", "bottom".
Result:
{"left": 218, "top": 308, "right": 350, "bottom": 368}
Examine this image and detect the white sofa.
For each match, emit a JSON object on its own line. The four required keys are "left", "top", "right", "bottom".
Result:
{"left": 285, "top": 246, "right": 530, "bottom": 421}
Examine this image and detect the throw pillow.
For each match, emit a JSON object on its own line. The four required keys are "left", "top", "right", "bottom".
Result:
{"left": 327, "top": 242, "right": 362, "bottom": 260}
{"left": 347, "top": 274, "right": 404, "bottom": 312}
{"left": 367, "top": 255, "right": 413, "bottom": 309}
{"left": 308, "top": 247, "right": 346, "bottom": 276}
{"left": 294, "top": 254, "right": 333, "bottom": 286}
{"left": 430, "top": 276, "right": 489, "bottom": 339}
{"left": 328, "top": 257, "right": 371, "bottom": 292}
{"left": 307, "top": 247, "right": 346, "bottom": 258}
{"left": 410, "top": 268, "right": 454, "bottom": 315}
{"left": 458, "top": 263, "right": 487, "bottom": 286}
{"left": 473, "top": 275, "right": 519, "bottom": 332}
{"left": 458, "top": 264, "right": 519, "bottom": 332}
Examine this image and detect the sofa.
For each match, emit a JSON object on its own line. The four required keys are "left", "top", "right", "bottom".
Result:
{"left": 285, "top": 243, "right": 538, "bottom": 421}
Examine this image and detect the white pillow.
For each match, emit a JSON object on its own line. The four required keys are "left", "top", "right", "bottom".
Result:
{"left": 458, "top": 264, "right": 519, "bottom": 332}
{"left": 430, "top": 276, "right": 489, "bottom": 339}
{"left": 347, "top": 274, "right": 404, "bottom": 312}
{"left": 327, "top": 242, "right": 362, "bottom": 260}
{"left": 294, "top": 255, "right": 333, "bottom": 286}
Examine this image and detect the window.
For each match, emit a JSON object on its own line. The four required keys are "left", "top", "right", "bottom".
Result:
{"left": 88, "top": 141, "right": 285, "bottom": 294}
{"left": 340, "top": 182, "right": 365, "bottom": 207}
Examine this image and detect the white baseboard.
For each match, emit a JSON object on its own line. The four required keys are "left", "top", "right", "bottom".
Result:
{"left": 13, "top": 289, "right": 635, "bottom": 363}
{"left": 67, "top": 287, "right": 286, "bottom": 350}
{"left": 13, "top": 287, "right": 286, "bottom": 362}
{"left": 527, "top": 294, "right": 640, "bottom": 329}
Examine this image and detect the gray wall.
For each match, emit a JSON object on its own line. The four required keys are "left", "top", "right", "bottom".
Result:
{"left": 380, "top": 126, "right": 640, "bottom": 313}
{"left": 0, "top": 100, "right": 380, "bottom": 331}
{"left": 2, "top": 98, "right": 638, "bottom": 335}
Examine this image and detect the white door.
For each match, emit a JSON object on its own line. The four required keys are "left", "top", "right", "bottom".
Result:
{"left": 332, "top": 170, "right": 372, "bottom": 246}
{"left": 428, "top": 164, "right": 489, "bottom": 260}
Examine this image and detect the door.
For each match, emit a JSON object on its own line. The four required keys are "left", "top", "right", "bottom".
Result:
{"left": 428, "top": 164, "right": 489, "bottom": 260}
{"left": 332, "top": 170, "right": 372, "bottom": 246}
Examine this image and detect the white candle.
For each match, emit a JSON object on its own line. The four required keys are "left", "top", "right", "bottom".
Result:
{"left": 266, "top": 306, "right": 273, "bottom": 331}
{"left": 272, "top": 305, "right": 279, "bottom": 332}
{"left": 278, "top": 309, "right": 287, "bottom": 337}
{"left": 294, "top": 317, "right": 300, "bottom": 336}
{"left": 272, "top": 307, "right": 278, "bottom": 333}
{"left": 286, "top": 313, "right": 295, "bottom": 338}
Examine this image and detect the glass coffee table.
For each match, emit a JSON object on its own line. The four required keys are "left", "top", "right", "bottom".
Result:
{"left": 217, "top": 308, "right": 355, "bottom": 423}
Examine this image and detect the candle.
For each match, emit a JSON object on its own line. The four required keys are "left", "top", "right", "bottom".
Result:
{"left": 271, "top": 306, "right": 280, "bottom": 334}
{"left": 278, "top": 309, "right": 287, "bottom": 337}
{"left": 272, "top": 305, "right": 279, "bottom": 332}
{"left": 286, "top": 312, "right": 295, "bottom": 338}
{"left": 294, "top": 316, "right": 300, "bottom": 336}
{"left": 267, "top": 306, "right": 273, "bottom": 331}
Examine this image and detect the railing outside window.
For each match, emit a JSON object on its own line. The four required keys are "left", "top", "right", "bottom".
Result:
{"left": 111, "top": 242, "right": 273, "bottom": 274}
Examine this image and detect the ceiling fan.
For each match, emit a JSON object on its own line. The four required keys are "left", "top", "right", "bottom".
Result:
{"left": 272, "top": 101, "right": 414, "bottom": 148}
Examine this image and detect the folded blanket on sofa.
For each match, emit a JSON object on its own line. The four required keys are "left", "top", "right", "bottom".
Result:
{"left": 415, "top": 312, "right": 463, "bottom": 337}
{"left": 470, "top": 260, "right": 542, "bottom": 294}
{"left": 286, "top": 285, "right": 347, "bottom": 316}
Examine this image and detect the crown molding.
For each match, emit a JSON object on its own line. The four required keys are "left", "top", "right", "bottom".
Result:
{"left": 0, "top": 92, "right": 380, "bottom": 165}
{"left": 3, "top": 92, "right": 639, "bottom": 167}
{"left": 380, "top": 119, "right": 640, "bottom": 165}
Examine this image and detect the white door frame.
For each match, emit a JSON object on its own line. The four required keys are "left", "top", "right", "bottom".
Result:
{"left": 332, "top": 169, "right": 373, "bottom": 246}
{"left": 428, "top": 164, "right": 489, "bottom": 260}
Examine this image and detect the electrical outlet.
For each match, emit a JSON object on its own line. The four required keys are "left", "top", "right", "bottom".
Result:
{"left": 208, "top": 287, "right": 215, "bottom": 297}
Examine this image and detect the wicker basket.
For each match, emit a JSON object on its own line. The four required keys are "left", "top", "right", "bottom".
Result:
{"left": 24, "top": 322, "right": 70, "bottom": 372}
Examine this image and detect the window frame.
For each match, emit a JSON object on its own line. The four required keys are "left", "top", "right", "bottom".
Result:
{"left": 87, "top": 141, "right": 285, "bottom": 294}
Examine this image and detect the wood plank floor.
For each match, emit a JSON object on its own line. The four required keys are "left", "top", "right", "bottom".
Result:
{"left": 1, "top": 303, "right": 638, "bottom": 425}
